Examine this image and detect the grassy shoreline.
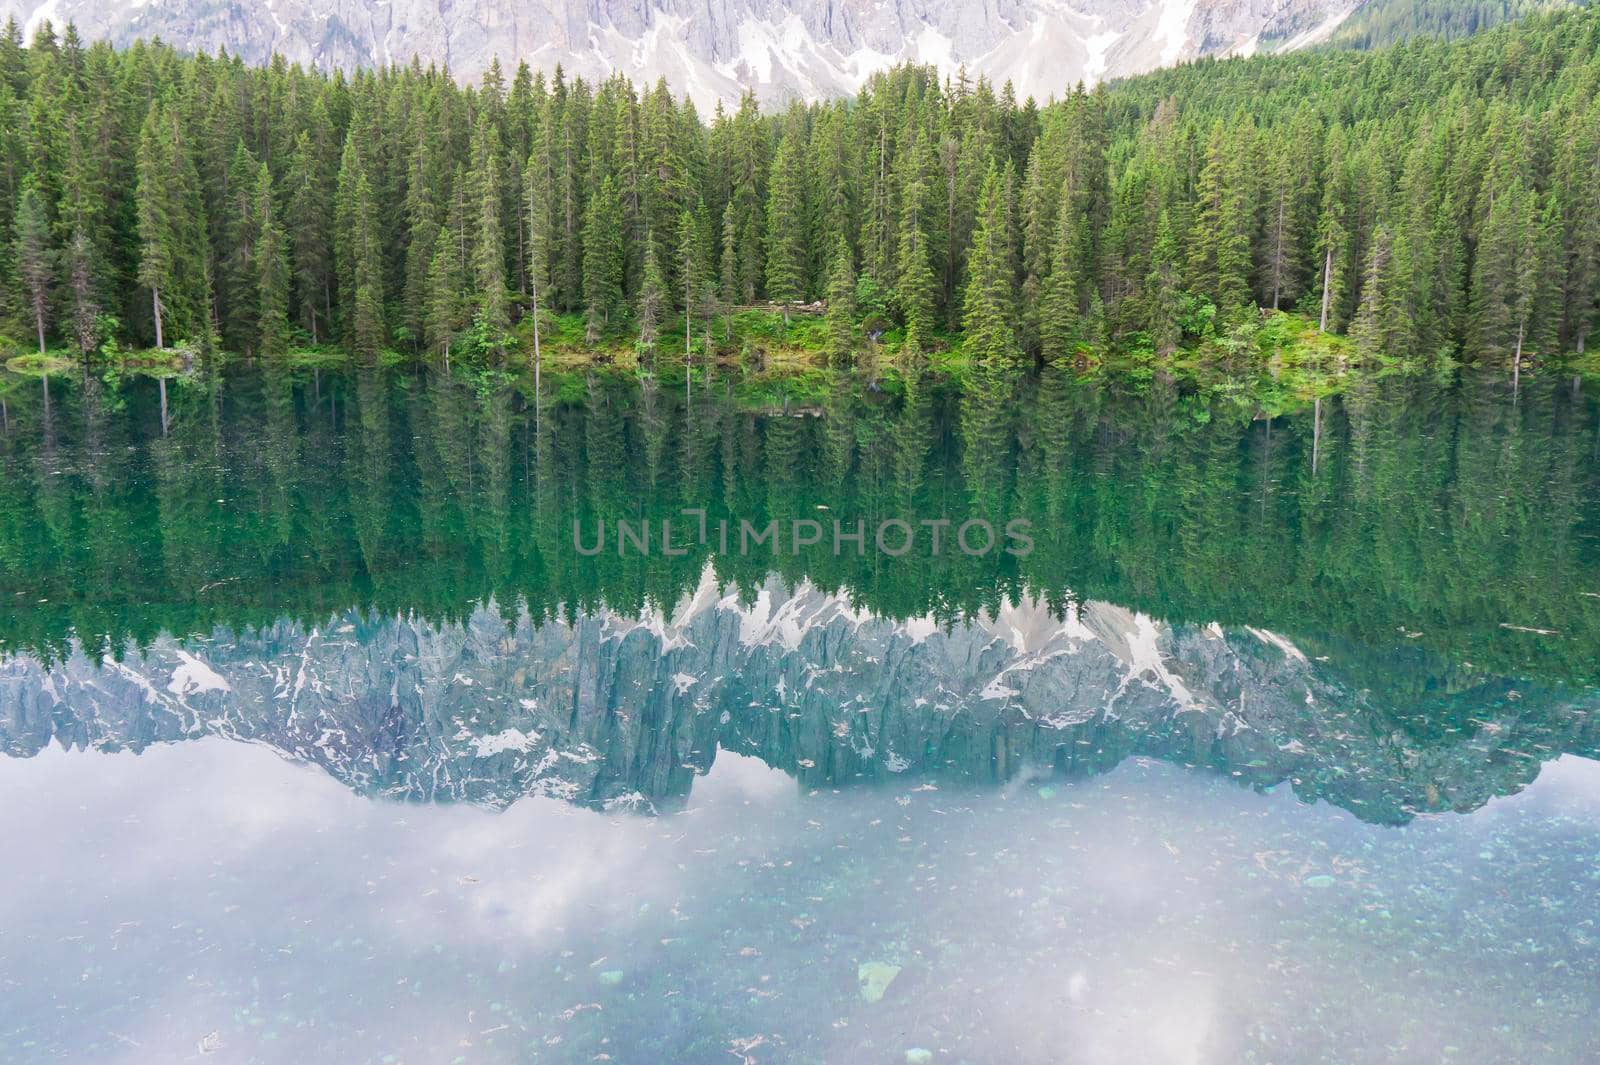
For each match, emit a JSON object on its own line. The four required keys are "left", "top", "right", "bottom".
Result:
{"left": 4, "top": 308, "right": 1592, "bottom": 420}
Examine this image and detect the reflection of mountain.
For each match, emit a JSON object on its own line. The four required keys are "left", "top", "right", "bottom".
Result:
{"left": 5, "top": 570, "right": 1596, "bottom": 824}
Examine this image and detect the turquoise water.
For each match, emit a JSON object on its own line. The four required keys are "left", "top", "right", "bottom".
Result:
{"left": 0, "top": 363, "right": 1597, "bottom": 1062}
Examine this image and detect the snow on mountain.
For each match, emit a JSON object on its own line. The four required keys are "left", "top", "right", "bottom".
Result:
{"left": 0, "top": 0, "right": 1362, "bottom": 108}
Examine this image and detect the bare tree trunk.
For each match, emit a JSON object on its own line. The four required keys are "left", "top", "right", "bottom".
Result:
{"left": 33, "top": 298, "right": 46, "bottom": 354}
{"left": 152, "top": 286, "right": 165, "bottom": 349}
{"left": 532, "top": 274, "right": 542, "bottom": 435}
{"left": 1513, "top": 319, "right": 1524, "bottom": 395}
{"left": 1318, "top": 249, "right": 1332, "bottom": 333}
{"left": 159, "top": 377, "right": 169, "bottom": 436}
{"left": 1272, "top": 196, "right": 1285, "bottom": 311}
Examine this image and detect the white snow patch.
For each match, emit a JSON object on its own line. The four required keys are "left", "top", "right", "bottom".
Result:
{"left": 23, "top": 0, "right": 62, "bottom": 41}
{"left": 1084, "top": 28, "right": 1121, "bottom": 85}
{"left": 1157, "top": 0, "right": 1199, "bottom": 65}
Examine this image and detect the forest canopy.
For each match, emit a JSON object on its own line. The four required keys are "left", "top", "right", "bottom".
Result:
{"left": 1, "top": 7, "right": 1598, "bottom": 368}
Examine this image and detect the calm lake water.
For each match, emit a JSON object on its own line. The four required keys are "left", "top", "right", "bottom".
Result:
{"left": 1, "top": 361, "right": 1598, "bottom": 1063}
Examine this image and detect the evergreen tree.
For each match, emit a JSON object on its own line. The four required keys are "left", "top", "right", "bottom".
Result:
{"left": 826, "top": 238, "right": 856, "bottom": 369}
{"left": 220, "top": 142, "right": 265, "bottom": 353}
{"left": 678, "top": 202, "right": 714, "bottom": 360}
{"left": 348, "top": 170, "right": 385, "bottom": 361}
{"left": 1144, "top": 210, "right": 1182, "bottom": 357}
{"left": 425, "top": 218, "right": 465, "bottom": 359}
{"left": 470, "top": 115, "right": 509, "bottom": 358}
{"left": 14, "top": 178, "right": 52, "bottom": 352}
{"left": 135, "top": 103, "right": 210, "bottom": 348}
{"left": 256, "top": 164, "right": 291, "bottom": 359}
{"left": 764, "top": 122, "right": 809, "bottom": 306}
{"left": 285, "top": 129, "right": 333, "bottom": 343}
{"left": 582, "top": 174, "right": 623, "bottom": 342}
{"left": 963, "top": 165, "right": 1020, "bottom": 371}
{"left": 637, "top": 227, "right": 667, "bottom": 358}
{"left": 1188, "top": 121, "right": 1255, "bottom": 316}
{"left": 64, "top": 227, "right": 98, "bottom": 356}
{"left": 1039, "top": 179, "right": 1086, "bottom": 362}
{"left": 896, "top": 151, "right": 938, "bottom": 356}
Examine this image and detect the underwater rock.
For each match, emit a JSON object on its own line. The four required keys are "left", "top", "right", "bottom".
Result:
{"left": 598, "top": 969, "right": 625, "bottom": 986}
{"left": 905, "top": 1049, "right": 934, "bottom": 1064}
{"left": 858, "top": 961, "right": 901, "bottom": 1003}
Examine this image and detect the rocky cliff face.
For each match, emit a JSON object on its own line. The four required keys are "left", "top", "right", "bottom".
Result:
{"left": 3, "top": 569, "right": 1594, "bottom": 821}
{"left": 0, "top": 0, "right": 1361, "bottom": 107}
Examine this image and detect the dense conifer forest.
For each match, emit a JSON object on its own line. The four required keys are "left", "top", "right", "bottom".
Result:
{"left": 1, "top": 7, "right": 1598, "bottom": 370}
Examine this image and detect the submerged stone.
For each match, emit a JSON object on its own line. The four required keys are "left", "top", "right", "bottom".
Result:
{"left": 905, "top": 1049, "right": 934, "bottom": 1064}
{"left": 858, "top": 961, "right": 901, "bottom": 1003}
{"left": 598, "top": 969, "right": 624, "bottom": 986}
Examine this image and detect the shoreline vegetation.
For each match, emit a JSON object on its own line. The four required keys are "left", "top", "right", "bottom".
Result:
{"left": 0, "top": 10, "right": 1598, "bottom": 403}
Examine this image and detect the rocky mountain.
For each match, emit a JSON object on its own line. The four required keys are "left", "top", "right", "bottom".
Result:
{"left": 4, "top": 569, "right": 1595, "bottom": 822}
{"left": 0, "top": 0, "right": 1365, "bottom": 107}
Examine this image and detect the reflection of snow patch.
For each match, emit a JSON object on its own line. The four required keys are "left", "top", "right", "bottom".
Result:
{"left": 902, "top": 615, "right": 940, "bottom": 645}
{"left": 981, "top": 677, "right": 1020, "bottom": 701}
{"left": 169, "top": 651, "right": 230, "bottom": 696}
{"left": 471, "top": 728, "right": 540, "bottom": 757}
{"left": 1118, "top": 614, "right": 1199, "bottom": 710}
{"left": 672, "top": 672, "right": 698, "bottom": 695}
{"left": 1247, "top": 627, "right": 1307, "bottom": 662}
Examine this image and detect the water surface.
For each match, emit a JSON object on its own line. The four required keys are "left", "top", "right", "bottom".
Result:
{"left": 0, "top": 362, "right": 1597, "bottom": 1063}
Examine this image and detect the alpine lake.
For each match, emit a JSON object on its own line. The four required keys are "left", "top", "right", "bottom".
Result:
{"left": 1, "top": 354, "right": 1598, "bottom": 1064}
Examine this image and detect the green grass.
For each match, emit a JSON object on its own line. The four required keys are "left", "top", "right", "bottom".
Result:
{"left": 5, "top": 352, "right": 79, "bottom": 377}
{"left": 8, "top": 309, "right": 1573, "bottom": 413}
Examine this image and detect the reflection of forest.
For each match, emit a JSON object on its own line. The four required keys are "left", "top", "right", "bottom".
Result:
{"left": 0, "top": 362, "right": 1596, "bottom": 694}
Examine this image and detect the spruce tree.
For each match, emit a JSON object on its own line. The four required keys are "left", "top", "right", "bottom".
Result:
{"left": 1039, "top": 182, "right": 1085, "bottom": 362}
{"left": 256, "top": 165, "right": 291, "bottom": 359}
{"left": 764, "top": 124, "right": 808, "bottom": 307}
{"left": 637, "top": 227, "right": 667, "bottom": 359}
{"left": 1144, "top": 210, "right": 1182, "bottom": 357}
{"left": 897, "top": 164, "right": 937, "bottom": 356}
{"left": 582, "top": 174, "right": 623, "bottom": 343}
{"left": 963, "top": 165, "right": 1020, "bottom": 371}
{"left": 14, "top": 179, "right": 52, "bottom": 353}
{"left": 826, "top": 238, "right": 856, "bottom": 369}
{"left": 425, "top": 222, "right": 464, "bottom": 360}
{"left": 285, "top": 130, "right": 333, "bottom": 343}
{"left": 470, "top": 116, "right": 509, "bottom": 358}
{"left": 135, "top": 104, "right": 210, "bottom": 348}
